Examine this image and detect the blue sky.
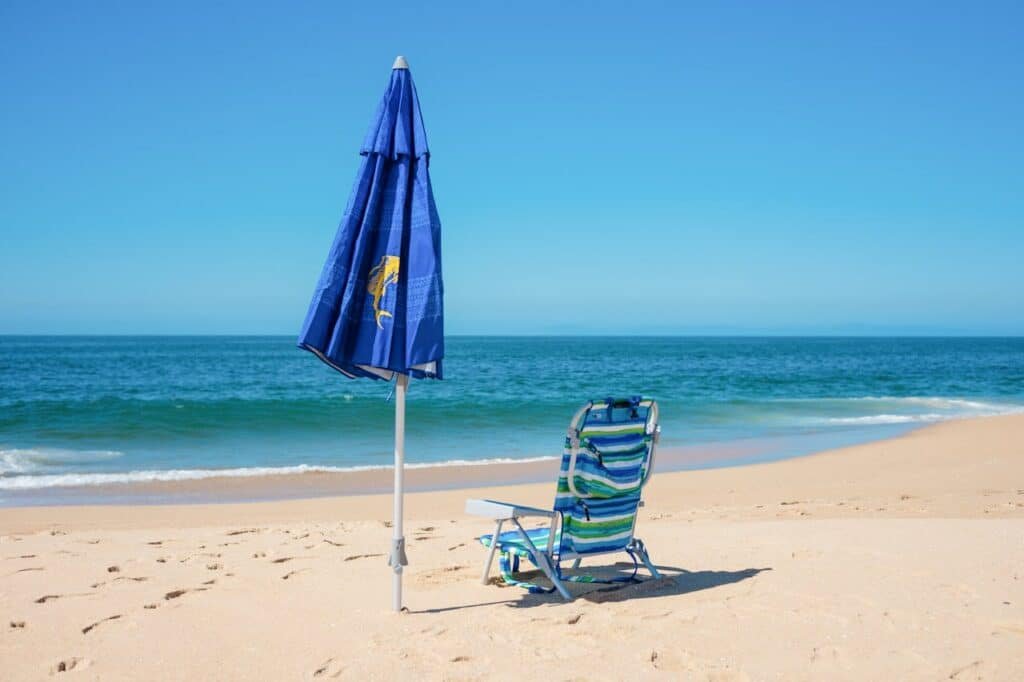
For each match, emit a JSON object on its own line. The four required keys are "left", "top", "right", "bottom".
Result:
{"left": 1, "top": 1, "right": 1022, "bottom": 335}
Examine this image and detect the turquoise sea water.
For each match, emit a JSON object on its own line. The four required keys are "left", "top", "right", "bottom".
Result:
{"left": 1, "top": 336, "right": 1022, "bottom": 499}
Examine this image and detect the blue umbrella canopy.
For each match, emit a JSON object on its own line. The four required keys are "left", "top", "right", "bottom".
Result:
{"left": 298, "top": 56, "right": 443, "bottom": 381}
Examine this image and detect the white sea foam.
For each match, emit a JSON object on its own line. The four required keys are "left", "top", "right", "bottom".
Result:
{"left": 0, "top": 455, "right": 559, "bottom": 491}
{"left": 806, "top": 396, "right": 1024, "bottom": 427}
{"left": 820, "top": 413, "right": 947, "bottom": 425}
{"left": 841, "top": 396, "right": 1010, "bottom": 411}
{"left": 0, "top": 448, "right": 124, "bottom": 475}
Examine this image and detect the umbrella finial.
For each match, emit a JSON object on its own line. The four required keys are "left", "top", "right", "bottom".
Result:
{"left": 392, "top": 55, "right": 409, "bottom": 70}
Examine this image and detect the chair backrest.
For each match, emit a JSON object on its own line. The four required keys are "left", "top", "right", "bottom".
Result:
{"left": 554, "top": 397, "right": 659, "bottom": 557}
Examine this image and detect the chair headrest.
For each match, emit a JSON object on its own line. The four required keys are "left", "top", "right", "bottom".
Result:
{"left": 570, "top": 397, "right": 659, "bottom": 437}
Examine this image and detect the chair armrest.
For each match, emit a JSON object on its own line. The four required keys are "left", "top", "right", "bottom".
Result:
{"left": 464, "top": 498, "right": 555, "bottom": 520}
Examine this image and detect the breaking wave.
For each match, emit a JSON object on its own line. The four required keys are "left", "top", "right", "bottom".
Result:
{"left": 0, "top": 455, "right": 558, "bottom": 491}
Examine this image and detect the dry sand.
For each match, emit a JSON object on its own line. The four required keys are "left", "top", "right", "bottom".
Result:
{"left": 1, "top": 415, "right": 1023, "bottom": 680}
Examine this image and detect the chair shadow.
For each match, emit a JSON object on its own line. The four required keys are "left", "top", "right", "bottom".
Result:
{"left": 411, "top": 563, "right": 771, "bottom": 614}
{"left": 564, "top": 563, "right": 772, "bottom": 605}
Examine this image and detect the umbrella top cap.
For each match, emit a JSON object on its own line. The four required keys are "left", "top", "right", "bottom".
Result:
{"left": 392, "top": 55, "right": 409, "bottom": 70}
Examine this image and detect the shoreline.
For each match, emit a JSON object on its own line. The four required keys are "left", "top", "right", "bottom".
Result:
{"left": 2, "top": 414, "right": 1018, "bottom": 529}
{"left": 0, "top": 421, "right": 919, "bottom": 507}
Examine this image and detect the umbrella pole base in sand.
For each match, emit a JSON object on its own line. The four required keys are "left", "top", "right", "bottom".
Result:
{"left": 388, "top": 373, "right": 410, "bottom": 612}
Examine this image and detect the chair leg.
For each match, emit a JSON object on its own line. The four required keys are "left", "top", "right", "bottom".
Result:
{"left": 571, "top": 557, "right": 582, "bottom": 570}
{"left": 633, "top": 538, "right": 661, "bottom": 579}
{"left": 536, "top": 553, "right": 572, "bottom": 601}
{"left": 481, "top": 519, "right": 503, "bottom": 584}
{"left": 510, "top": 518, "right": 572, "bottom": 601}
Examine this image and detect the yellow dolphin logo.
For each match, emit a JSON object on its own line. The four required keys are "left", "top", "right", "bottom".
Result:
{"left": 367, "top": 255, "right": 400, "bottom": 329}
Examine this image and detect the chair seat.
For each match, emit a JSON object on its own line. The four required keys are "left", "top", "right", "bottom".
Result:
{"left": 479, "top": 527, "right": 560, "bottom": 559}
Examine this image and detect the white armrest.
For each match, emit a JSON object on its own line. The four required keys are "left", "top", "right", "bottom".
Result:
{"left": 465, "top": 498, "right": 555, "bottom": 520}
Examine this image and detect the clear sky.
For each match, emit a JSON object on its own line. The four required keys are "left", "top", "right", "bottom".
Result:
{"left": 1, "top": 1, "right": 1022, "bottom": 335}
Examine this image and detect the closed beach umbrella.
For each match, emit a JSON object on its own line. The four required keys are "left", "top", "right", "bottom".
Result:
{"left": 297, "top": 56, "right": 443, "bottom": 612}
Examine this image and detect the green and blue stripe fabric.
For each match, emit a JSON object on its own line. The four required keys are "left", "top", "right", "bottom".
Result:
{"left": 555, "top": 398, "right": 653, "bottom": 556}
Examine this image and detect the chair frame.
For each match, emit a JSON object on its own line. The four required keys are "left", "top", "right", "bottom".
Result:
{"left": 466, "top": 399, "right": 661, "bottom": 601}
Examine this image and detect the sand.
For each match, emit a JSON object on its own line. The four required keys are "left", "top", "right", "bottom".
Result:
{"left": 1, "top": 414, "right": 1023, "bottom": 680}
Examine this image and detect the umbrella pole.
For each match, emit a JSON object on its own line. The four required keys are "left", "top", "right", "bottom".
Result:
{"left": 391, "top": 373, "right": 410, "bottom": 612}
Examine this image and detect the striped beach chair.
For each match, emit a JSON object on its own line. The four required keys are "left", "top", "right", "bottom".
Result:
{"left": 466, "top": 397, "right": 661, "bottom": 600}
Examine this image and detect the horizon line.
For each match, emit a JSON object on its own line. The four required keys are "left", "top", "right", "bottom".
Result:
{"left": 2, "top": 333, "right": 1023, "bottom": 339}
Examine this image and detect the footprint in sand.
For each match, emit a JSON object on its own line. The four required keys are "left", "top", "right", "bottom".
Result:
{"left": 36, "top": 593, "right": 93, "bottom": 604}
{"left": 313, "top": 657, "right": 345, "bottom": 677}
{"left": 419, "top": 625, "right": 447, "bottom": 635}
{"left": 107, "top": 565, "right": 120, "bottom": 573}
{"left": 10, "top": 620, "right": 26, "bottom": 629}
{"left": 226, "top": 528, "right": 262, "bottom": 536}
{"left": 415, "top": 565, "right": 469, "bottom": 586}
{"left": 82, "top": 614, "right": 122, "bottom": 635}
{"left": 93, "top": 576, "right": 148, "bottom": 589}
{"left": 53, "top": 657, "right": 87, "bottom": 673}
{"left": 281, "top": 569, "right": 310, "bottom": 580}
{"left": 343, "top": 553, "right": 384, "bottom": 562}
{"left": 949, "top": 660, "right": 984, "bottom": 679}
{"left": 9, "top": 566, "right": 44, "bottom": 575}
{"left": 164, "top": 586, "right": 210, "bottom": 601}
{"left": 322, "top": 539, "right": 344, "bottom": 548}
{"left": 178, "top": 552, "right": 219, "bottom": 565}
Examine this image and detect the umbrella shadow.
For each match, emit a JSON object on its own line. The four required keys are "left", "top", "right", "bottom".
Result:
{"left": 412, "top": 563, "right": 771, "bottom": 614}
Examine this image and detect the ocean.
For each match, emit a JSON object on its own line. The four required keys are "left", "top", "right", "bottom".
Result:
{"left": 1, "top": 336, "right": 1022, "bottom": 501}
